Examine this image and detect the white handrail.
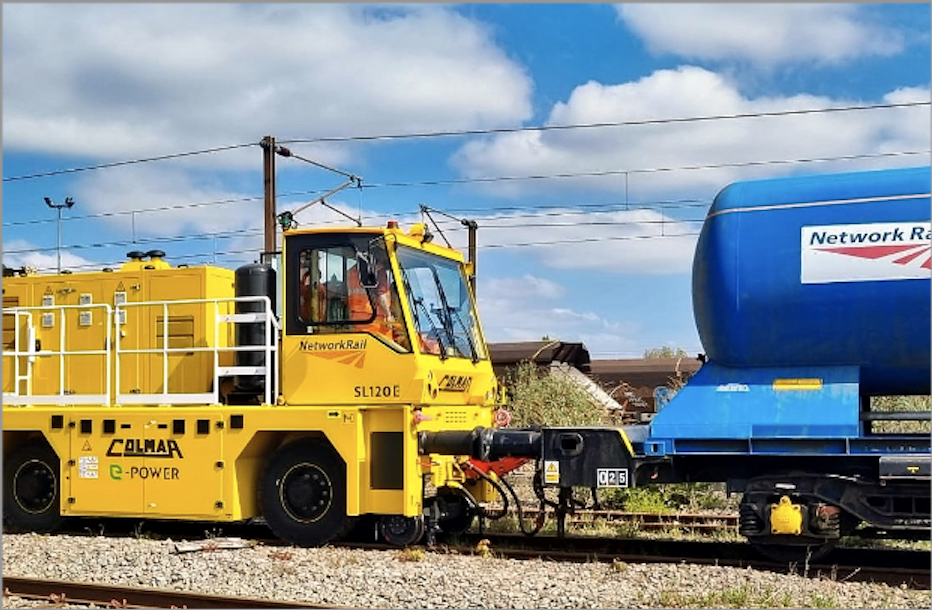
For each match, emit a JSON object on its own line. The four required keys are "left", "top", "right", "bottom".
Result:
{"left": 1, "top": 309, "right": 33, "bottom": 397}
{"left": 3, "top": 296, "right": 279, "bottom": 407}
{"left": 2, "top": 303, "right": 112, "bottom": 405}
{"left": 116, "top": 296, "right": 279, "bottom": 405}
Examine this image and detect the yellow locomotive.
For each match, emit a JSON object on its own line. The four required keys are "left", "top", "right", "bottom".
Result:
{"left": 3, "top": 221, "right": 504, "bottom": 546}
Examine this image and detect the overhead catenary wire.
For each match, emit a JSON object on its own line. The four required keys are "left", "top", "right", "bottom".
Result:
{"left": 3, "top": 101, "right": 927, "bottom": 183}
{"left": 6, "top": 149, "right": 925, "bottom": 231}
{"left": 5, "top": 145, "right": 921, "bottom": 257}
{"left": 27, "top": 245, "right": 266, "bottom": 274}
{"left": 359, "top": 149, "right": 931, "bottom": 190}
{"left": 1, "top": 188, "right": 336, "bottom": 229}
{"left": 4, "top": 105, "right": 928, "bottom": 264}
{"left": 2, "top": 143, "right": 257, "bottom": 182}
{"left": 3, "top": 212, "right": 704, "bottom": 257}
{"left": 279, "top": 101, "right": 931, "bottom": 144}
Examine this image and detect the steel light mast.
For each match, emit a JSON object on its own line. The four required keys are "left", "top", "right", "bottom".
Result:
{"left": 44, "top": 196, "right": 75, "bottom": 274}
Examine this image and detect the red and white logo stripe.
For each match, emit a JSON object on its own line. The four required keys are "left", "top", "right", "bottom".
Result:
{"left": 801, "top": 222, "right": 930, "bottom": 284}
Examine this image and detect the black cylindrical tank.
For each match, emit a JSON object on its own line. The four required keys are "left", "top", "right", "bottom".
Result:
{"left": 234, "top": 263, "right": 276, "bottom": 392}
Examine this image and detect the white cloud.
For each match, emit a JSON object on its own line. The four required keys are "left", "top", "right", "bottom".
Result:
{"left": 72, "top": 166, "right": 260, "bottom": 237}
{"left": 452, "top": 66, "right": 931, "bottom": 199}
{"left": 616, "top": 4, "right": 904, "bottom": 66}
{"left": 484, "top": 274, "right": 565, "bottom": 301}
{"left": 2, "top": 238, "right": 97, "bottom": 273}
{"left": 477, "top": 273, "right": 640, "bottom": 355}
{"left": 479, "top": 208, "right": 699, "bottom": 274}
{"left": 2, "top": 4, "right": 532, "bottom": 166}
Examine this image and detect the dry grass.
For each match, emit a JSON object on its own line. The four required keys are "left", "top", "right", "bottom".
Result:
{"left": 869, "top": 395, "right": 930, "bottom": 434}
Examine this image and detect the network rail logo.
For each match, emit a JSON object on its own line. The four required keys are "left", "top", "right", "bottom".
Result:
{"left": 299, "top": 338, "right": 367, "bottom": 368}
{"left": 801, "top": 222, "right": 931, "bottom": 284}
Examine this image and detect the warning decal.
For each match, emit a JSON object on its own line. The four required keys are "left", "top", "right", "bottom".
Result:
{"left": 544, "top": 460, "right": 560, "bottom": 485}
{"left": 78, "top": 456, "right": 99, "bottom": 479}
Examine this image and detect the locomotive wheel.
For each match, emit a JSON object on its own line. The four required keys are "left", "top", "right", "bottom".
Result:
{"left": 380, "top": 514, "right": 425, "bottom": 546}
{"left": 3, "top": 443, "right": 62, "bottom": 533}
{"left": 258, "top": 439, "right": 353, "bottom": 547}
{"left": 751, "top": 540, "right": 835, "bottom": 564}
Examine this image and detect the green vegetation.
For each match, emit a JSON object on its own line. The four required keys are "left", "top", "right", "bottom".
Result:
{"left": 395, "top": 547, "right": 426, "bottom": 562}
{"left": 599, "top": 481, "right": 736, "bottom": 513}
{"left": 643, "top": 346, "right": 689, "bottom": 359}
{"left": 502, "top": 361, "right": 607, "bottom": 427}
{"left": 648, "top": 582, "right": 829, "bottom": 609}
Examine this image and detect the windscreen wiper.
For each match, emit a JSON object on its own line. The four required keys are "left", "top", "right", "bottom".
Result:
{"left": 429, "top": 268, "right": 459, "bottom": 357}
{"left": 402, "top": 269, "right": 448, "bottom": 360}
{"left": 449, "top": 307, "right": 479, "bottom": 363}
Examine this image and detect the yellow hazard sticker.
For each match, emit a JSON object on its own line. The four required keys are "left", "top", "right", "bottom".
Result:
{"left": 544, "top": 460, "right": 560, "bottom": 484}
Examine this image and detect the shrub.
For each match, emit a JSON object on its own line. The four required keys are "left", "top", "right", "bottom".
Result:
{"left": 503, "top": 361, "right": 606, "bottom": 427}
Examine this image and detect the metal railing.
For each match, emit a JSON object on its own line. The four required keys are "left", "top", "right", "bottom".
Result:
{"left": 2, "top": 296, "right": 278, "bottom": 407}
{"left": 115, "top": 296, "right": 278, "bottom": 406}
{"left": 2, "top": 303, "right": 112, "bottom": 405}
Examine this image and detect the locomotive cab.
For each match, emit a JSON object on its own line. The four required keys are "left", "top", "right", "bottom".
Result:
{"left": 278, "top": 222, "right": 494, "bottom": 408}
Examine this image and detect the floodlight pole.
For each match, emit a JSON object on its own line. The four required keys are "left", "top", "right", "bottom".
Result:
{"left": 44, "top": 196, "right": 75, "bottom": 274}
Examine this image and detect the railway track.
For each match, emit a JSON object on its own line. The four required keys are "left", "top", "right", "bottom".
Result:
{"left": 4, "top": 535, "right": 928, "bottom": 610}
{"left": 4, "top": 536, "right": 927, "bottom": 609}
{"left": 441, "top": 532, "right": 931, "bottom": 590}
{"left": 1, "top": 576, "right": 342, "bottom": 609}
{"left": 5, "top": 514, "right": 926, "bottom": 610}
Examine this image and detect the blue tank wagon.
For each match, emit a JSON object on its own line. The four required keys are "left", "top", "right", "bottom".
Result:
{"left": 636, "top": 166, "right": 931, "bottom": 559}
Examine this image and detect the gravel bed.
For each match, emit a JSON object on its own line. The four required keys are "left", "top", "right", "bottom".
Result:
{"left": 2, "top": 533, "right": 929, "bottom": 609}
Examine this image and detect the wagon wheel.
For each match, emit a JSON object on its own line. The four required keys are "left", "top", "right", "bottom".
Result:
{"left": 258, "top": 439, "right": 354, "bottom": 547}
{"left": 3, "top": 443, "right": 62, "bottom": 533}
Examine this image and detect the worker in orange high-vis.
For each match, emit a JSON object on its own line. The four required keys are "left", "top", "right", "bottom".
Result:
{"left": 346, "top": 254, "right": 409, "bottom": 349}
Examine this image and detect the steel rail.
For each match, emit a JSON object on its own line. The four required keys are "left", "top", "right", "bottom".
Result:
{"left": 1, "top": 576, "right": 344, "bottom": 609}
{"left": 440, "top": 532, "right": 931, "bottom": 590}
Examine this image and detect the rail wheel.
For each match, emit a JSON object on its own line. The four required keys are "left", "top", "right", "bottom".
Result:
{"left": 3, "top": 443, "right": 62, "bottom": 533}
{"left": 435, "top": 488, "right": 476, "bottom": 535}
{"left": 258, "top": 439, "right": 353, "bottom": 547}
{"left": 380, "top": 514, "right": 425, "bottom": 546}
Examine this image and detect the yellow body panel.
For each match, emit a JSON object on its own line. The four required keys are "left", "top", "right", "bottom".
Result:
{"left": 3, "top": 402, "right": 491, "bottom": 521}
{"left": 3, "top": 224, "right": 500, "bottom": 528}
{"left": 2, "top": 265, "right": 235, "bottom": 399}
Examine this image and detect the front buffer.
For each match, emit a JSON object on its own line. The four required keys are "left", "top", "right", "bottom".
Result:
{"left": 420, "top": 426, "right": 636, "bottom": 535}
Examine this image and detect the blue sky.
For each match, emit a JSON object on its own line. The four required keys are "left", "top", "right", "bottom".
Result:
{"left": 3, "top": 3, "right": 930, "bottom": 358}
